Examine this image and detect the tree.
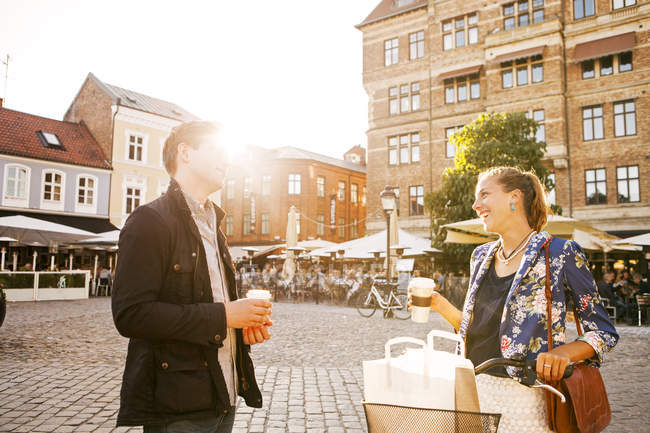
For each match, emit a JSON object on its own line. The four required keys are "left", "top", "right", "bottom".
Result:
{"left": 425, "top": 112, "right": 559, "bottom": 268}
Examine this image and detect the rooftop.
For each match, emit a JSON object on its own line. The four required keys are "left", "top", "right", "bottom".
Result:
{"left": 357, "top": 0, "right": 428, "bottom": 28}
{"left": 0, "top": 107, "right": 111, "bottom": 170}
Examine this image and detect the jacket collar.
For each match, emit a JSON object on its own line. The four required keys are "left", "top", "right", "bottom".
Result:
{"left": 463, "top": 231, "right": 552, "bottom": 334}
{"left": 167, "top": 178, "right": 226, "bottom": 225}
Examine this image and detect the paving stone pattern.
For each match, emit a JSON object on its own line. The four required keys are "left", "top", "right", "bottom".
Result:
{"left": 0, "top": 299, "right": 647, "bottom": 432}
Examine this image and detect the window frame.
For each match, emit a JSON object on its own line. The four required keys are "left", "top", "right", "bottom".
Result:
{"left": 317, "top": 176, "right": 326, "bottom": 197}
{"left": 504, "top": 1, "right": 545, "bottom": 29}
{"left": 613, "top": 100, "right": 636, "bottom": 137}
{"left": 351, "top": 183, "right": 358, "bottom": 204}
{"left": 75, "top": 174, "right": 98, "bottom": 214}
{"left": 442, "top": 13, "right": 479, "bottom": 51}
{"left": 2, "top": 163, "right": 30, "bottom": 208}
{"left": 445, "top": 126, "right": 464, "bottom": 159}
{"left": 243, "top": 214, "right": 251, "bottom": 236}
{"left": 585, "top": 168, "right": 607, "bottom": 205}
{"left": 261, "top": 213, "right": 270, "bottom": 235}
{"left": 616, "top": 165, "right": 640, "bottom": 203}
{"left": 573, "top": 0, "right": 596, "bottom": 20}
{"left": 41, "top": 169, "right": 66, "bottom": 211}
{"left": 409, "top": 185, "right": 425, "bottom": 216}
{"left": 225, "top": 215, "right": 234, "bottom": 236}
{"left": 338, "top": 181, "right": 346, "bottom": 202}
{"left": 317, "top": 214, "right": 325, "bottom": 236}
{"left": 501, "top": 55, "right": 543, "bottom": 89}
{"left": 288, "top": 173, "right": 301, "bottom": 195}
{"left": 125, "top": 131, "right": 148, "bottom": 164}
{"left": 337, "top": 217, "right": 345, "bottom": 238}
{"left": 384, "top": 37, "right": 399, "bottom": 66}
{"left": 582, "top": 105, "right": 604, "bottom": 141}
{"left": 581, "top": 52, "right": 633, "bottom": 80}
{"left": 409, "top": 30, "right": 425, "bottom": 60}
{"left": 612, "top": 0, "right": 635, "bottom": 11}
{"left": 388, "top": 133, "right": 420, "bottom": 166}
{"left": 445, "top": 73, "right": 480, "bottom": 104}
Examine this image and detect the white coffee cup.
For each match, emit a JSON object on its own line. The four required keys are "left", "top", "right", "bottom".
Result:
{"left": 409, "top": 277, "right": 436, "bottom": 323}
{"left": 246, "top": 289, "right": 272, "bottom": 323}
{"left": 246, "top": 289, "right": 272, "bottom": 301}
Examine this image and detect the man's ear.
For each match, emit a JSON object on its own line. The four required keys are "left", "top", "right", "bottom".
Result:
{"left": 177, "top": 142, "right": 191, "bottom": 165}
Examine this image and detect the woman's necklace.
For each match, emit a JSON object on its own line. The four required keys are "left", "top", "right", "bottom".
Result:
{"left": 496, "top": 230, "right": 536, "bottom": 265}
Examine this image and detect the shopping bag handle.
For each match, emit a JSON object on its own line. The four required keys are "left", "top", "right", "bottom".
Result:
{"left": 427, "top": 330, "right": 465, "bottom": 358}
{"left": 384, "top": 337, "right": 426, "bottom": 361}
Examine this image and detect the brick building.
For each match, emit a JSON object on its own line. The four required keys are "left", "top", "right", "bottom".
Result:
{"left": 358, "top": 0, "right": 649, "bottom": 238}
{"left": 222, "top": 145, "right": 366, "bottom": 246}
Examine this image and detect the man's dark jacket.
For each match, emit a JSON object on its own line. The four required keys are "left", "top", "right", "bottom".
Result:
{"left": 112, "top": 179, "right": 262, "bottom": 426}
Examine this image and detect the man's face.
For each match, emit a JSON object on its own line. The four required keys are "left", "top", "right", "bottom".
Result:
{"left": 183, "top": 132, "right": 229, "bottom": 192}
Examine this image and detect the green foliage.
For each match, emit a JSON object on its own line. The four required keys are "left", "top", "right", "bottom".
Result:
{"left": 38, "top": 273, "right": 86, "bottom": 289}
{"left": 425, "top": 112, "right": 561, "bottom": 269}
{"left": 0, "top": 273, "right": 35, "bottom": 289}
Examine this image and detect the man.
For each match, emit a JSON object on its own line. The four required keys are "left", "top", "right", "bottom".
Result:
{"left": 112, "top": 121, "right": 272, "bottom": 433}
{"left": 596, "top": 271, "right": 615, "bottom": 302}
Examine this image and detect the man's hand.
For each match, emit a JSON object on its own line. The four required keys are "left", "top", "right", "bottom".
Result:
{"left": 225, "top": 298, "right": 272, "bottom": 329}
{"left": 243, "top": 320, "right": 273, "bottom": 345}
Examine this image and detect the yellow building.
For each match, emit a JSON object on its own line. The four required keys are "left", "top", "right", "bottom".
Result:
{"left": 65, "top": 73, "right": 206, "bottom": 227}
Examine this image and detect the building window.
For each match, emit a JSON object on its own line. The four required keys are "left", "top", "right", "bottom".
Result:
{"left": 409, "top": 31, "right": 424, "bottom": 60}
{"left": 614, "top": 100, "right": 636, "bottom": 137}
{"left": 445, "top": 73, "right": 480, "bottom": 103}
{"left": 389, "top": 87, "right": 398, "bottom": 115}
{"left": 547, "top": 173, "right": 556, "bottom": 205}
{"left": 385, "top": 38, "right": 398, "bottom": 66}
{"left": 338, "top": 181, "right": 346, "bottom": 201}
{"left": 243, "top": 177, "right": 252, "bottom": 199}
{"left": 582, "top": 52, "right": 633, "bottom": 79}
{"left": 501, "top": 55, "right": 543, "bottom": 89}
{"left": 411, "top": 133, "right": 420, "bottom": 163}
{"left": 225, "top": 216, "right": 233, "bottom": 236}
{"left": 443, "top": 13, "right": 478, "bottom": 50}
{"left": 574, "top": 0, "right": 595, "bottom": 19}
{"left": 585, "top": 168, "right": 607, "bottom": 205}
{"left": 317, "top": 176, "right": 325, "bottom": 197}
{"left": 533, "top": 109, "right": 545, "bottom": 142}
{"left": 4, "top": 165, "right": 29, "bottom": 201}
{"left": 288, "top": 174, "right": 301, "bottom": 195}
{"left": 388, "top": 136, "right": 398, "bottom": 165}
{"left": 362, "top": 187, "right": 367, "bottom": 206}
{"left": 317, "top": 214, "right": 325, "bottom": 236}
{"left": 583, "top": 105, "right": 604, "bottom": 141}
{"left": 261, "top": 213, "right": 270, "bottom": 234}
{"left": 127, "top": 134, "right": 144, "bottom": 162}
{"left": 351, "top": 184, "right": 358, "bottom": 203}
{"left": 42, "top": 171, "right": 63, "bottom": 202}
{"left": 619, "top": 51, "right": 632, "bottom": 72}
{"left": 243, "top": 215, "right": 251, "bottom": 236}
{"left": 445, "top": 126, "right": 463, "bottom": 159}
{"left": 125, "top": 187, "right": 142, "bottom": 214}
{"left": 77, "top": 175, "right": 96, "bottom": 206}
{"left": 391, "top": 82, "right": 420, "bottom": 115}
{"left": 504, "top": 1, "right": 544, "bottom": 29}
{"left": 338, "top": 218, "right": 345, "bottom": 238}
{"left": 409, "top": 185, "right": 424, "bottom": 216}
{"left": 262, "top": 175, "right": 271, "bottom": 196}
{"left": 616, "top": 166, "right": 639, "bottom": 203}
{"left": 351, "top": 218, "right": 358, "bottom": 238}
{"left": 388, "top": 133, "right": 419, "bottom": 165}
{"left": 226, "top": 180, "right": 235, "bottom": 200}
{"left": 613, "top": 0, "right": 636, "bottom": 9}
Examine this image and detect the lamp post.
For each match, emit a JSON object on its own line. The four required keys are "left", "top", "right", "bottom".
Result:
{"left": 242, "top": 247, "right": 259, "bottom": 271}
{"left": 380, "top": 185, "right": 397, "bottom": 281}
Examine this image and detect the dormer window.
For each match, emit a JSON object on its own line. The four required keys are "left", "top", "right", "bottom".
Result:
{"left": 395, "top": 0, "right": 416, "bottom": 7}
{"left": 37, "top": 131, "right": 63, "bottom": 149}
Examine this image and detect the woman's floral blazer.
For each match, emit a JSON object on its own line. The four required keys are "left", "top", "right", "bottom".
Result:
{"left": 459, "top": 231, "right": 618, "bottom": 377}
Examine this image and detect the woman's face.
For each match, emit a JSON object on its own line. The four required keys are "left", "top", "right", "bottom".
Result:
{"left": 472, "top": 176, "right": 516, "bottom": 234}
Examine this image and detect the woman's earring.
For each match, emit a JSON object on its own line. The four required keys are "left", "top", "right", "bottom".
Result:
{"left": 510, "top": 201, "right": 515, "bottom": 212}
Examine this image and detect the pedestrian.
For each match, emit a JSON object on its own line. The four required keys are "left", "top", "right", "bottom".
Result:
{"left": 111, "top": 121, "right": 273, "bottom": 433}
{"left": 411, "top": 166, "right": 618, "bottom": 432}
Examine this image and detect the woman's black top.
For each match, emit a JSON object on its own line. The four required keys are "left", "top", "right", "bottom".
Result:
{"left": 466, "top": 261, "right": 515, "bottom": 377}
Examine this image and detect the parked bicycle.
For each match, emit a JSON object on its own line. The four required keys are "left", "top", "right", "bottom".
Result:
{"left": 356, "top": 278, "right": 410, "bottom": 319}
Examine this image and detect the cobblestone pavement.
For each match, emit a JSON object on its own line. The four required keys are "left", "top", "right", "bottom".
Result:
{"left": 0, "top": 298, "right": 647, "bottom": 432}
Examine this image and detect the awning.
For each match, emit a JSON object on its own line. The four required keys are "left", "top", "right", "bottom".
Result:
{"left": 574, "top": 32, "right": 635, "bottom": 62}
{"left": 438, "top": 64, "right": 482, "bottom": 80}
{"left": 0, "top": 210, "right": 119, "bottom": 234}
{"left": 493, "top": 45, "right": 545, "bottom": 63}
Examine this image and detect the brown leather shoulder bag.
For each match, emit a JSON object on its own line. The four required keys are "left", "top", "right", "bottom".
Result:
{"left": 543, "top": 239, "right": 611, "bottom": 433}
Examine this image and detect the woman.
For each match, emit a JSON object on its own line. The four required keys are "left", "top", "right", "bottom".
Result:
{"left": 422, "top": 167, "right": 618, "bottom": 432}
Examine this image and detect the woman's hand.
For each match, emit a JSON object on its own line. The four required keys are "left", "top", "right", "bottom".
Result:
{"left": 535, "top": 350, "right": 572, "bottom": 383}
{"left": 407, "top": 288, "right": 446, "bottom": 313}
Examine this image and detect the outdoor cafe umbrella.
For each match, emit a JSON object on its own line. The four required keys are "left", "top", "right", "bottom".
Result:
{"left": 613, "top": 232, "right": 650, "bottom": 246}
{"left": 282, "top": 206, "right": 298, "bottom": 281}
{"left": 0, "top": 215, "right": 96, "bottom": 244}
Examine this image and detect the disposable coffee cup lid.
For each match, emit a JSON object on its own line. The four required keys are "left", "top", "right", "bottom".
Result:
{"left": 246, "top": 289, "right": 272, "bottom": 299}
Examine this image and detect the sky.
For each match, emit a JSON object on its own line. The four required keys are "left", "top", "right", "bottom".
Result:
{"left": 1, "top": 0, "right": 379, "bottom": 158}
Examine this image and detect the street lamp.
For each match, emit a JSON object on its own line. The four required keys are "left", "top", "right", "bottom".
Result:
{"left": 367, "top": 249, "right": 382, "bottom": 273}
{"left": 242, "top": 247, "right": 259, "bottom": 271}
{"left": 380, "top": 185, "right": 396, "bottom": 281}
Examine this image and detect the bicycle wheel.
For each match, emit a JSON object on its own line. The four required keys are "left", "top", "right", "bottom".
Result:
{"left": 356, "top": 291, "right": 378, "bottom": 318}
{"left": 392, "top": 294, "right": 411, "bottom": 320}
